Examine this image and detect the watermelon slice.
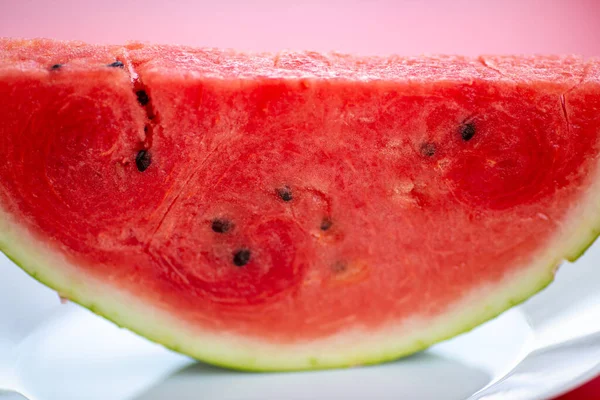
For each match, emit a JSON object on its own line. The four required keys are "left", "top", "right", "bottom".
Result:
{"left": 1, "top": 38, "right": 599, "bottom": 371}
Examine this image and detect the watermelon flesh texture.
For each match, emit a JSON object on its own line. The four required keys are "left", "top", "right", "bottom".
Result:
{"left": 1, "top": 38, "right": 600, "bottom": 371}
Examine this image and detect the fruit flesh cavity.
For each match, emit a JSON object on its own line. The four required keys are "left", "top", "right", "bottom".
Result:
{"left": 1, "top": 39, "right": 599, "bottom": 370}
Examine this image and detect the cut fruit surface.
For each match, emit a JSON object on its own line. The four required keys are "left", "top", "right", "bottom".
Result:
{"left": 1, "top": 38, "right": 599, "bottom": 371}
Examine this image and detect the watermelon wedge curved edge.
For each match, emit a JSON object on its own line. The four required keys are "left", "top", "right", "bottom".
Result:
{"left": 1, "top": 205, "right": 598, "bottom": 371}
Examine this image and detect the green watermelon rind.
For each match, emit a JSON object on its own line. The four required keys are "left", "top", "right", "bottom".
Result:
{"left": 565, "top": 229, "right": 600, "bottom": 261}
{"left": 1, "top": 194, "right": 597, "bottom": 371}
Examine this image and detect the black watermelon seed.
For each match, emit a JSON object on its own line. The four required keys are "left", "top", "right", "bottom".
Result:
{"left": 420, "top": 142, "right": 437, "bottom": 157}
{"left": 144, "top": 125, "right": 148, "bottom": 133}
{"left": 136, "top": 90, "right": 150, "bottom": 106}
{"left": 135, "top": 150, "right": 152, "bottom": 172}
{"left": 461, "top": 122, "right": 476, "bottom": 141}
{"left": 320, "top": 218, "right": 333, "bottom": 231}
{"left": 233, "top": 249, "right": 251, "bottom": 267}
{"left": 211, "top": 219, "right": 233, "bottom": 233}
{"left": 332, "top": 261, "right": 347, "bottom": 273}
{"left": 107, "top": 61, "right": 124, "bottom": 68}
{"left": 276, "top": 186, "right": 293, "bottom": 202}
{"left": 50, "top": 64, "right": 62, "bottom": 70}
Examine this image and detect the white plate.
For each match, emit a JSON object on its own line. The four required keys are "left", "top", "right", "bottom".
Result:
{"left": 1, "top": 241, "right": 599, "bottom": 400}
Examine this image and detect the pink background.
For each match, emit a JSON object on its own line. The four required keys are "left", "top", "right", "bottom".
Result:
{"left": 1, "top": 0, "right": 599, "bottom": 56}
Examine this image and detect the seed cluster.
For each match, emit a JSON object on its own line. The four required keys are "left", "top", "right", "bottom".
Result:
{"left": 123, "top": 93, "right": 475, "bottom": 272}
{"left": 205, "top": 185, "right": 335, "bottom": 267}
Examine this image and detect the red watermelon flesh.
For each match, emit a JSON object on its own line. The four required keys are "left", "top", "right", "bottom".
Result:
{"left": 1, "top": 38, "right": 599, "bottom": 371}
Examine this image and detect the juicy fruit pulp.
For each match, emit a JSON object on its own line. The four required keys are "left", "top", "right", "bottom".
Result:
{"left": 1, "top": 38, "right": 599, "bottom": 371}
